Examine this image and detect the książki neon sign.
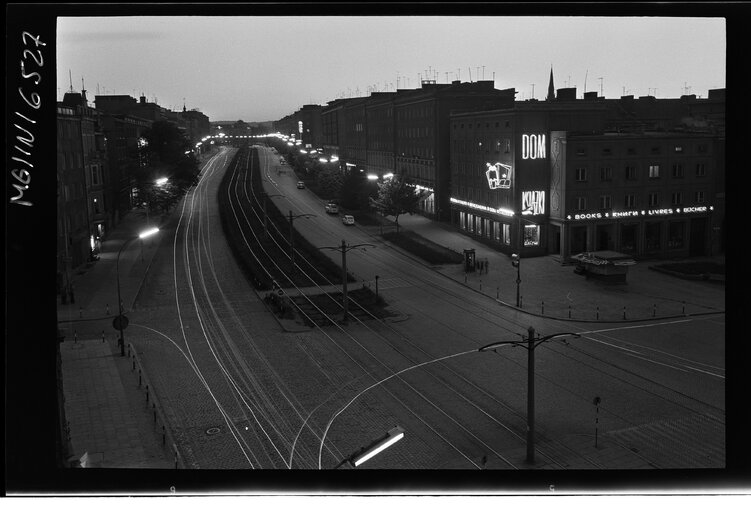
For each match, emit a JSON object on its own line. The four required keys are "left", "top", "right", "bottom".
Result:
{"left": 485, "top": 162, "right": 512, "bottom": 190}
{"left": 567, "top": 205, "right": 713, "bottom": 221}
{"left": 450, "top": 197, "right": 515, "bottom": 217}
{"left": 521, "top": 190, "right": 545, "bottom": 215}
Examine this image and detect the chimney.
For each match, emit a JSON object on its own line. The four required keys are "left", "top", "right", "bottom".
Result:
{"left": 556, "top": 88, "right": 577, "bottom": 101}
{"left": 584, "top": 91, "right": 599, "bottom": 100}
{"left": 140, "top": 95, "right": 146, "bottom": 104}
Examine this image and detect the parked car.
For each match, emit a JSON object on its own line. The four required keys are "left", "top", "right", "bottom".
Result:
{"left": 325, "top": 203, "right": 339, "bottom": 214}
{"left": 296, "top": 181, "right": 305, "bottom": 189}
{"left": 342, "top": 214, "right": 355, "bottom": 226}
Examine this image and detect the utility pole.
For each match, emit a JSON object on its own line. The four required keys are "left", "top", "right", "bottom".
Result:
{"left": 319, "top": 240, "right": 375, "bottom": 322}
{"left": 288, "top": 210, "right": 315, "bottom": 266}
{"left": 479, "top": 328, "right": 581, "bottom": 465}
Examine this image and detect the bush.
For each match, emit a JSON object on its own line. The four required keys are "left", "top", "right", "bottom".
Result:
{"left": 382, "top": 230, "right": 463, "bottom": 265}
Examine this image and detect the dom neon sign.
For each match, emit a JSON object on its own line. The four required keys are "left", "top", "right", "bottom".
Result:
{"left": 521, "top": 134, "right": 546, "bottom": 160}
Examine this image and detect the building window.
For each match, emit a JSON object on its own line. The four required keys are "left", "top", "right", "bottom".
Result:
{"left": 93, "top": 197, "right": 100, "bottom": 215}
{"left": 467, "top": 213, "right": 474, "bottom": 232}
{"left": 625, "top": 165, "right": 637, "bottom": 180}
{"left": 627, "top": 147, "right": 637, "bottom": 155}
{"left": 649, "top": 164, "right": 660, "bottom": 178}
{"left": 523, "top": 225, "right": 540, "bottom": 247}
{"left": 575, "top": 167, "right": 587, "bottom": 181}
{"left": 493, "top": 221, "right": 501, "bottom": 241}
{"left": 696, "top": 163, "right": 706, "bottom": 176}
{"left": 645, "top": 222, "right": 662, "bottom": 251}
{"left": 503, "top": 223, "right": 511, "bottom": 245}
{"left": 674, "top": 145, "right": 684, "bottom": 153}
{"left": 672, "top": 163, "right": 684, "bottom": 178}
{"left": 576, "top": 148, "right": 588, "bottom": 157}
{"left": 91, "top": 165, "right": 100, "bottom": 185}
{"left": 495, "top": 139, "right": 501, "bottom": 153}
{"left": 648, "top": 192, "right": 660, "bottom": 207}
{"left": 695, "top": 191, "right": 705, "bottom": 203}
{"left": 651, "top": 146, "right": 661, "bottom": 154}
{"left": 671, "top": 192, "right": 683, "bottom": 205}
{"left": 602, "top": 147, "right": 612, "bottom": 156}
{"left": 668, "top": 222, "right": 685, "bottom": 249}
{"left": 600, "top": 166, "right": 612, "bottom": 181}
{"left": 697, "top": 144, "right": 708, "bottom": 153}
{"left": 599, "top": 195, "right": 612, "bottom": 210}
{"left": 504, "top": 139, "right": 510, "bottom": 153}
{"left": 625, "top": 194, "right": 636, "bottom": 208}
{"left": 576, "top": 196, "right": 587, "bottom": 210}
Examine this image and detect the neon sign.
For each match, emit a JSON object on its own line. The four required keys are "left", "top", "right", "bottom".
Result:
{"left": 567, "top": 205, "right": 712, "bottom": 221}
{"left": 485, "top": 162, "right": 512, "bottom": 190}
{"left": 298, "top": 121, "right": 303, "bottom": 134}
{"left": 521, "top": 134, "right": 546, "bottom": 160}
{"left": 450, "top": 197, "right": 515, "bottom": 217}
{"left": 521, "top": 191, "right": 545, "bottom": 215}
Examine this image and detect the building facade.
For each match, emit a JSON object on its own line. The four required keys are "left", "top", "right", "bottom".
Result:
{"left": 449, "top": 91, "right": 725, "bottom": 260}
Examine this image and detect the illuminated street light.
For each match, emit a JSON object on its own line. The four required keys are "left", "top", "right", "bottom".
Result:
{"left": 155, "top": 177, "right": 168, "bottom": 186}
{"left": 367, "top": 174, "right": 379, "bottom": 181}
{"left": 116, "top": 227, "right": 159, "bottom": 356}
{"left": 334, "top": 426, "right": 405, "bottom": 469}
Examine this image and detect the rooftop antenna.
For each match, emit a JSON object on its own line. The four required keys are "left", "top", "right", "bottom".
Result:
{"left": 457, "top": 68, "right": 461, "bottom": 81}
{"left": 68, "top": 70, "right": 73, "bottom": 92}
{"left": 584, "top": 69, "right": 588, "bottom": 94}
{"left": 445, "top": 71, "right": 449, "bottom": 83}
{"left": 482, "top": 65, "right": 485, "bottom": 80}
{"left": 531, "top": 83, "right": 535, "bottom": 99}
{"left": 598, "top": 77, "right": 604, "bottom": 97}
{"left": 97, "top": 83, "right": 100, "bottom": 95}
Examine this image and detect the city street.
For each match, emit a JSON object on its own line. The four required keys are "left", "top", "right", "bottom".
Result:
{"left": 110, "top": 146, "right": 725, "bottom": 470}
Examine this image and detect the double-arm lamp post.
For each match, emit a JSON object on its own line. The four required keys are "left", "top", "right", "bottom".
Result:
{"left": 318, "top": 240, "right": 375, "bottom": 322}
{"left": 262, "top": 193, "right": 286, "bottom": 236}
{"left": 479, "top": 327, "right": 580, "bottom": 464}
{"left": 288, "top": 210, "right": 315, "bottom": 266}
{"left": 116, "top": 227, "right": 159, "bottom": 356}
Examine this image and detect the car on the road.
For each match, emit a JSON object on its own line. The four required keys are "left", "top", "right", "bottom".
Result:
{"left": 341, "top": 214, "right": 355, "bottom": 226}
{"left": 325, "top": 203, "right": 339, "bottom": 214}
{"left": 296, "top": 181, "right": 305, "bottom": 189}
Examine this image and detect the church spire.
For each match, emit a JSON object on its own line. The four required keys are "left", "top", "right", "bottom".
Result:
{"left": 547, "top": 66, "right": 555, "bottom": 100}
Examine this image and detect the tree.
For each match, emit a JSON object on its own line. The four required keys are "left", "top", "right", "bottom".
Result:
{"left": 315, "top": 164, "right": 344, "bottom": 199}
{"left": 372, "top": 175, "right": 421, "bottom": 231}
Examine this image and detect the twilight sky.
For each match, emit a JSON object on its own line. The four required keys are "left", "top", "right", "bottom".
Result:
{"left": 56, "top": 16, "right": 726, "bottom": 123}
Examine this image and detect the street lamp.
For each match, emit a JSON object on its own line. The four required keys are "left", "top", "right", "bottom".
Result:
{"left": 288, "top": 210, "right": 315, "bottom": 266}
{"left": 319, "top": 240, "right": 375, "bottom": 322}
{"left": 116, "top": 227, "right": 159, "bottom": 356}
{"left": 511, "top": 253, "right": 521, "bottom": 307}
{"left": 333, "top": 426, "right": 405, "bottom": 469}
{"left": 263, "top": 193, "right": 286, "bottom": 236}
{"left": 479, "top": 327, "right": 580, "bottom": 464}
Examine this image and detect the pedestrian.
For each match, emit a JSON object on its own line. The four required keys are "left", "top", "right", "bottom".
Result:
{"left": 485, "top": 259, "right": 490, "bottom": 274}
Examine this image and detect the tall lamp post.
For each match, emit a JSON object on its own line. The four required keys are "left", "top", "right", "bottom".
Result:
{"left": 479, "top": 327, "right": 580, "bottom": 464}
{"left": 288, "top": 210, "right": 315, "bottom": 266}
{"left": 116, "top": 227, "right": 159, "bottom": 356}
{"left": 319, "top": 240, "right": 375, "bottom": 322}
{"left": 263, "top": 193, "right": 286, "bottom": 236}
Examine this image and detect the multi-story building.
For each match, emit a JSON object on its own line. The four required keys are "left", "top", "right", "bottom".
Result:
{"left": 449, "top": 89, "right": 725, "bottom": 260}
{"left": 56, "top": 103, "right": 89, "bottom": 302}
{"left": 393, "top": 80, "right": 516, "bottom": 219}
{"left": 365, "top": 92, "right": 397, "bottom": 177}
{"left": 180, "top": 106, "right": 211, "bottom": 143}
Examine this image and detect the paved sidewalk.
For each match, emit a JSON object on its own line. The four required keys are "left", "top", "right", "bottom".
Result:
{"left": 57, "top": 207, "right": 173, "bottom": 468}
{"left": 374, "top": 213, "right": 725, "bottom": 322}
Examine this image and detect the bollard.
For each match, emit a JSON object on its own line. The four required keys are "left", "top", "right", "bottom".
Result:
{"left": 682, "top": 301, "right": 686, "bottom": 315}
{"left": 138, "top": 370, "right": 142, "bottom": 387}
{"left": 596, "top": 307, "right": 599, "bottom": 320}
{"left": 102, "top": 330, "right": 105, "bottom": 343}
{"left": 568, "top": 305, "right": 572, "bottom": 319}
{"left": 496, "top": 287, "right": 499, "bottom": 299}
{"left": 175, "top": 450, "right": 178, "bottom": 469}
{"left": 106, "top": 304, "right": 110, "bottom": 315}
{"left": 146, "top": 385, "right": 149, "bottom": 403}
{"left": 79, "top": 307, "right": 83, "bottom": 318}
{"left": 479, "top": 279, "right": 482, "bottom": 291}
{"left": 623, "top": 306, "right": 627, "bottom": 320}
{"left": 74, "top": 331, "right": 78, "bottom": 343}
{"left": 153, "top": 409, "right": 157, "bottom": 424}
{"left": 520, "top": 296, "right": 523, "bottom": 309}
{"left": 132, "top": 357, "right": 135, "bottom": 371}
{"left": 541, "top": 301, "right": 544, "bottom": 315}
{"left": 162, "top": 426, "right": 166, "bottom": 446}
{"left": 653, "top": 304, "right": 656, "bottom": 317}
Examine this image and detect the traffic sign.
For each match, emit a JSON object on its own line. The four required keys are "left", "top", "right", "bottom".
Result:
{"left": 112, "top": 315, "right": 129, "bottom": 331}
